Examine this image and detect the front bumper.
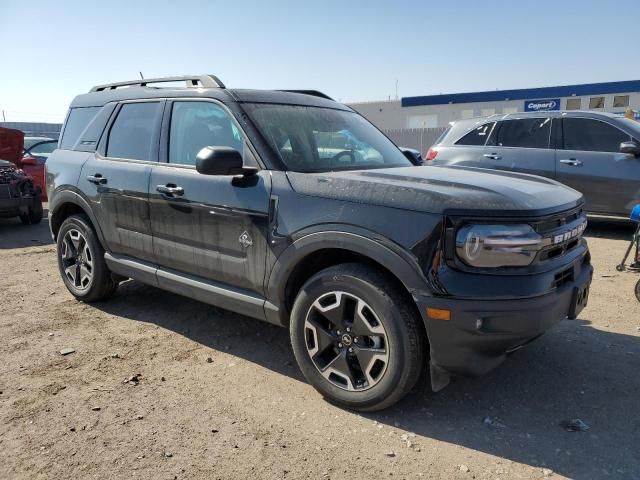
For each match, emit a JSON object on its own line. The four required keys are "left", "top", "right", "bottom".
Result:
{"left": 0, "top": 183, "right": 39, "bottom": 218}
{"left": 417, "top": 254, "right": 593, "bottom": 380}
{"left": 0, "top": 197, "right": 28, "bottom": 217}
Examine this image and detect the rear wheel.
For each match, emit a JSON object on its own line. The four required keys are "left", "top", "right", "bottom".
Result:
{"left": 290, "top": 263, "right": 426, "bottom": 411}
{"left": 56, "top": 214, "right": 117, "bottom": 302}
{"left": 635, "top": 278, "right": 640, "bottom": 303}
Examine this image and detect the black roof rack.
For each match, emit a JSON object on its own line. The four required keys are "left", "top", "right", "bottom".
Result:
{"left": 89, "top": 74, "right": 225, "bottom": 92}
{"left": 279, "top": 90, "right": 334, "bottom": 101}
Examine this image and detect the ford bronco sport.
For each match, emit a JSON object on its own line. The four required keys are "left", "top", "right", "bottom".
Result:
{"left": 47, "top": 75, "right": 593, "bottom": 411}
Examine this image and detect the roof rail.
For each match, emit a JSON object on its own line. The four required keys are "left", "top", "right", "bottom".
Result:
{"left": 279, "top": 90, "right": 334, "bottom": 101}
{"left": 89, "top": 74, "right": 225, "bottom": 92}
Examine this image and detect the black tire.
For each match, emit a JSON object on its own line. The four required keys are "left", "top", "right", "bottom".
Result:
{"left": 290, "top": 263, "right": 426, "bottom": 411}
{"left": 19, "top": 211, "right": 30, "bottom": 225}
{"left": 19, "top": 203, "right": 43, "bottom": 225}
{"left": 29, "top": 197, "right": 43, "bottom": 224}
{"left": 635, "top": 278, "right": 640, "bottom": 303}
{"left": 56, "top": 214, "right": 118, "bottom": 302}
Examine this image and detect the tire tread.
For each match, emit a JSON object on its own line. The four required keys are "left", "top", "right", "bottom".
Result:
{"left": 57, "top": 214, "right": 117, "bottom": 302}
{"left": 290, "top": 262, "right": 426, "bottom": 411}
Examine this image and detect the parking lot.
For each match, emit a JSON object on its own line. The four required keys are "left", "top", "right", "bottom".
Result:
{"left": 0, "top": 214, "right": 638, "bottom": 480}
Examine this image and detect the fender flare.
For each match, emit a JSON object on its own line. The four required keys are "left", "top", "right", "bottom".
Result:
{"left": 49, "top": 189, "right": 108, "bottom": 248}
{"left": 264, "top": 229, "right": 431, "bottom": 326}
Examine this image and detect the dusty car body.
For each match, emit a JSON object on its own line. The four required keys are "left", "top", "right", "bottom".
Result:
{"left": 427, "top": 111, "right": 640, "bottom": 218}
{"left": 47, "top": 75, "right": 593, "bottom": 411}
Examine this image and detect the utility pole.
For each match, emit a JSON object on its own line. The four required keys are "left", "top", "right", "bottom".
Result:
{"left": 1, "top": 110, "right": 5, "bottom": 122}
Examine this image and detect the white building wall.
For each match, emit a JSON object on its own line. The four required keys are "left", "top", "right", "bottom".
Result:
{"left": 349, "top": 91, "right": 640, "bottom": 130}
{"left": 348, "top": 100, "right": 404, "bottom": 129}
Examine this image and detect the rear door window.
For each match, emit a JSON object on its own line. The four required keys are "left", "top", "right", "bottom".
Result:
{"left": 60, "top": 107, "right": 100, "bottom": 150}
{"left": 455, "top": 122, "right": 495, "bottom": 146}
{"left": 493, "top": 118, "right": 551, "bottom": 149}
{"left": 107, "top": 102, "right": 161, "bottom": 160}
{"left": 562, "top": 118, "right": 631, "bottom": 152}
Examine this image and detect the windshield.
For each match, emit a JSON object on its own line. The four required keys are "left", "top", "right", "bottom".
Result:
{"left": 24, "top": 137, "right": 53, "bottom": 149}
{"left": 244, "top": 104, "right": 412, "bottom": 172}
{"left": 27, "top": 140, "right": 57, "bottom": 164}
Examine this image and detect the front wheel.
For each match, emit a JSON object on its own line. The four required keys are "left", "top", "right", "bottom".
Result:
{"left": 19, "top": 198, "right": 43, "bottom": 225}
{"left": 290, "top": 263, "right": 426, "bottom": 411}
{"left": 56, "top": 214, "right": 118, "bottom": 302}
{"left": 635, "top": 278, "right": 640, "bottom": 303}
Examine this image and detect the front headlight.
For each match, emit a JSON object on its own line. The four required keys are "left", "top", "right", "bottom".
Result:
{"left": 456, "top": 224, "right": 542, "bottom": 268}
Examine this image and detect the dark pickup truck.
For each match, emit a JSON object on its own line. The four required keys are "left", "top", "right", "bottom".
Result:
{"left": 46, "top": 75, "right": 593, "bottom": 411}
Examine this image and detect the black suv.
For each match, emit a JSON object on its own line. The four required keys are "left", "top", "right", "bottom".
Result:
{"left": 47, "top": 75, "right": 593, "bottom": 411}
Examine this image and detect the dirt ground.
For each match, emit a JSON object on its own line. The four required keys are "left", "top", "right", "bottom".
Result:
{"left": 0, "top": 213, "right": 639, "bottom": 480}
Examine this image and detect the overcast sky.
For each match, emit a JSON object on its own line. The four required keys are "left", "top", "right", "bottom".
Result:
{"left": 2, "top": 0, "right": 639, "bottom": 123}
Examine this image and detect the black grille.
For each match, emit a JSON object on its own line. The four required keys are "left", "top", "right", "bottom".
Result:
{"left": 554, "top": 266, "right": 574, "bottom": 289}
{"left": 534, "top": 207, "right": 583, "bottom": 234}
{"left": 534, "top": 207, "right": 586, "bottom": 263}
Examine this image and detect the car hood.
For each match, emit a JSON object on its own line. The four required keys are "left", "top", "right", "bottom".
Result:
{"left": 0, "top": 127, "right": 25, "bottom": 165}
{"left": 286, "top": 165, "right": 583, "bottom": 216}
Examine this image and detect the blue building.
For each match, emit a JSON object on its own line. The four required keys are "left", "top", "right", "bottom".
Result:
{"left": 350, "top": 80, "right": 640, "bottom": 129}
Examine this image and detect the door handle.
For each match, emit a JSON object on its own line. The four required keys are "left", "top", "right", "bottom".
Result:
{"left": 87, "top": 174, "right": 107, "bottom": 185}
{"left": 156, "top": 184, "right": 185, "bottom": 196}
{"left": 483, "top": 153, "right": 502, "bottom": 160}
{"left": 559, "top": 159, "right": 583, "bottom": 167}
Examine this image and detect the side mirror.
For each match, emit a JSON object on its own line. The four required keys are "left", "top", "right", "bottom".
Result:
{"left": 21, "top": 156, "right": 38, "bottom": 166}
{"left": 195, "top": 146, "right": 257, "bottom": 176}
{"left": 620, "top": 141, "right": 640, "bottom": 157}
{"left": 400, "top": 147, "right": 424, "bottom": 166}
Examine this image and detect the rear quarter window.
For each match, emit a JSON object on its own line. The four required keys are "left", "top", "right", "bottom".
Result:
{"left": 455, "top": 122, "right": 495, "bottom": 146}
{"left": 60, "top": 107, "right": 101, "bottom": 150}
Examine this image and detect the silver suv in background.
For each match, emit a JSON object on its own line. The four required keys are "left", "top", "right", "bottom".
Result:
{"left": 427, "top": 111, "right": 640, "bottom": 218}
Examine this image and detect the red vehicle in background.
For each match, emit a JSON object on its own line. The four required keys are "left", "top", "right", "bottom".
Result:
{"left": 0, "top": 127, "right": 43, "bottom": 224}
{"left": 0, "top": 127, "right": 24, "bottom": 163}
{"left": 21, "top": 137, "right": 57, "bottom": 200}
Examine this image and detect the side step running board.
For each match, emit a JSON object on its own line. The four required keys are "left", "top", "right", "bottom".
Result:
{"left": 104, "top": 252, "right": 282, "bottom": 325}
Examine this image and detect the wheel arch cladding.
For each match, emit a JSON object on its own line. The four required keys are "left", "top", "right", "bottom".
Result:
{"left": 267, "top": 231, "right": 431, "bottom": 328}
{"left": 50, "top": 192, "right": 105, "bottom": 247}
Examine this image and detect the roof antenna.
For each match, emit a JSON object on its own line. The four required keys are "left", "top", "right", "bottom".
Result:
{"left": 139, "top": 72, "right": 145, "bottom": 80}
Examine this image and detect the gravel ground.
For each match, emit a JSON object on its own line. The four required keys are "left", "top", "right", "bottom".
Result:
{"left": 0, "top": 214, "right": 639, "bottom": 480}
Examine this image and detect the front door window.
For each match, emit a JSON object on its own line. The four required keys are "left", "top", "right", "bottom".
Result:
{"left": 168, "top": 101, "right": 245, "bottom": 166}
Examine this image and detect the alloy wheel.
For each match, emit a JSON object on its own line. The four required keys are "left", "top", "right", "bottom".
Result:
{"left": 60, "top": 228, "right": 94, "bottom": 291}
{"left": 304, "top": 291, "right": 389, "bottom": 391}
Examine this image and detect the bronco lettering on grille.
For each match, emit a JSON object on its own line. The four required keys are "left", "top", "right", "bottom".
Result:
{"left": 552, "top": 220, "right": 587, "bottom": 245}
